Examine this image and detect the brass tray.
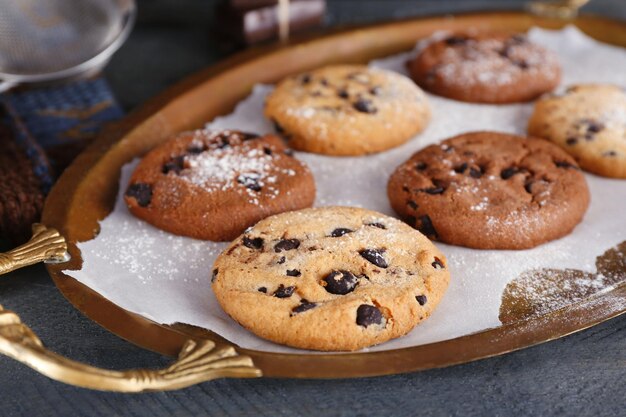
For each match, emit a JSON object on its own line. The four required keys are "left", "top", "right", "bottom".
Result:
{"left": 2, "top": 10, "right": 626, "bottom": 391}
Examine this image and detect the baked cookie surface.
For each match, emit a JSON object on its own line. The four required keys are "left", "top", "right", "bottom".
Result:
{"left": 387, "top": 131, "right": 590, "bottom": 249}
{"left": 528, "top": 84, "right": 626, "bottom": 179}
{"left": 408, "top": 33, "right": 561, "bottom": 103}
{"left": 124, "top": 130, "right": 316, "bottom": 241}
{"left": 211, "top": 206, "right": 450, "bottom": 351}
{"left": 264, "top": 65, "right": 431, "bottom": 156}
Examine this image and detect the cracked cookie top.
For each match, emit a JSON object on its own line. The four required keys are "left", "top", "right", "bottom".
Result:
{"left": 387, "top": 131, "right": 590, "bottom": 249}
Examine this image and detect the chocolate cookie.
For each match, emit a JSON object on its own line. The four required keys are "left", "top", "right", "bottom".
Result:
{"left": 408, "top": 33, "right": 561, "bottom": 103}
{"left": 124, "top": 129, "right": 316, "bottom": 241}
{"left": 264, "top": 65, "right": 431, "bottom": 156}
{"left": 387, "top": 131, "right": 590, "bottom": 249}
{"left": 211, "top": 206, "right": 450, "bottom": 351}
{"left": 528, "top": 84, "right": 626, "bottom": 179}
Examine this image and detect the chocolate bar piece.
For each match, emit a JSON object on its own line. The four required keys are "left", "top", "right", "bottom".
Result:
{"left": 216, "top": 0, "right": 326, "bottom": 45}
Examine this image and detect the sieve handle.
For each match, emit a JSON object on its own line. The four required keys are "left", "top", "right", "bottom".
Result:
{"left": 0, "top": 80, "right": 17, "bottom": 94}
{"left": 0, "top": 224, "right": 261, "bottom": 391}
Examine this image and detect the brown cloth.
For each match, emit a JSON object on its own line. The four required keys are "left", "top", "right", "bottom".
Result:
{"left": 0, "top": 121, "right": 45, "bottom": 244}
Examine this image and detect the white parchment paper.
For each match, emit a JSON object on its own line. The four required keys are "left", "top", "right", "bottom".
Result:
{"left": 65, "top": 27, "right": 626, "bottom": 353}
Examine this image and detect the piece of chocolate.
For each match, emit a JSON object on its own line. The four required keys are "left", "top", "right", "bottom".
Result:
{"left": 215, "top": 0, "right": 326, "bottom": 46}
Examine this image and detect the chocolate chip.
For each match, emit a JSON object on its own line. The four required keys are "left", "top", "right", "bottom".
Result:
{"left": 603, "top": 150, "right": 618, "bottom": 157}
{"left": 513, "top": 59, "right": 529, "bottom": 70}
{"left": 274, "top": 239, "right": 301, "bottom": 252}
{"left": 291, "top": 299, "right": 317, "bottom": 315}
{"left": 162, "top": 155, "right": 185, "bottom": 174}
{"left": 240, "top": 132, "right": 260, "bottom": 141}
{"left": 416, "top": 162, "right": 428, "bottom": 171}
{"left": 237, "top": 175, "right": 262, "bottom": 191}
{"left": 258, "top": 287, "right": 267, "bottom": 293}
{"left": 454, "top": 163, "right": 468, "bottom": 174}
{"left": 415, "top": 295, "right": 428, "bottom": 306}
{"left": 586, "top": 120, "right": 604, "bottom": 133}
{"left": 320, "top": 78, "right": 329, "bottom": 86}
{"left": 369, "top": 86, "right": 382, "bottom": 95}
{"left": 356, "top": 304, "right": 384, "bottom": 327}
{"left": 555, "top": 161, "right": 576, "bottom": 169}
{"left": 277, "top": 256, "right": 286, "bottom": 264}
{"left": 273, "top": 285, "right": 295, "bottom": 298}
{"left": 469, "top": 167, "right": 483, "bottom": 179}
{"left": 125, "top": 183, "right": 152, "bottom": 207}
{"left": 421, "top": 187, "right": 445, "bottom": 195}
{"left": 432, "top": 257, "right": 445, "bottom": 269}
{"left": 322, "top": 270, "right": 358, "bottom": 295}
{"left": 524, "top": 181, "right": 534, "bottom": 194}
{"left": 405, "top": 215, "right": 416, "bottom": 227}
{"left": 500, "top": 167, "right": 520, "bottom": 179}
{"left": 366, "top": 222, "right": 386, "bottom": 229}
{"left": 359, "top": 249, "right": 388, "bottom": 268}
{"left": 263, "top": 147, "right": 273, "bottom": 155}
{"left": 353, "top": 99, "right": 377, "bottom": 114}
{"left": 301, "top": 74, "right": 311, "bottom": 84}
{"left": 211, "top": 268, "right": 219, "bottom": 283}
{"left": 407, "top": 200, "right": 418, "bottom": 210}
{"left": 566, "top": 137, "right": 578, "bottom": 146}
{"left": 416, "top": 215, "right": 438, "bottom": 238}
{"left": 337, "top": 89, "right": 349, "bottom": 99}
{"left": 187, "top": 144, "right": 204, "bottom": 154}
{"left": 243, "top": 236, "right": 264, "bottom": 250}
{"left": 286, "top": 269, "right": 301, "bottom": 277}
{"left": 330, "top": 228, "right": 353, "bottom": 237}
{"left": 444, "top": 36, "right": 467, "bottom": 45}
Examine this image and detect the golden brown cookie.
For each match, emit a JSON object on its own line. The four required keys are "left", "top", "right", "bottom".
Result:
{"left": 264, "top": 65, "right": 431, "bottom": 156}
{"left": 528, "top": 84, "right": 626, "bottom": 179}
{"left": 387, "top": 131, "right": 590, "bottom": 250}
{"left": 408, "top": 33, "right": 561, "bottom": 103}
{"left": 211, "top": 206, "right": 450, "bottom": 351}
{"left": 124, "top": 129, "right": 316, "bottom": 241}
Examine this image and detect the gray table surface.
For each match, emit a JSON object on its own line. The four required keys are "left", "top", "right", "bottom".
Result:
{"left": 2, "top": 1, "right": 626, "bottom": 416}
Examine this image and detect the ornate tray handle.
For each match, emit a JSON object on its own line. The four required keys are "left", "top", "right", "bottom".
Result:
{"left": 528, "top": 0, "right": 590, "bottom": 19}
{"left": 0, "top": 224, "right": 261, "bottom": 391}
{"left": 0, "top": 224, "right": 69, "bottom": 275}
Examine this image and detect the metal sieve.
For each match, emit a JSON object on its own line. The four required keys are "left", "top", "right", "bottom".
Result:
{"left": 0, "top": 0, "right": 136, "bottom": 93}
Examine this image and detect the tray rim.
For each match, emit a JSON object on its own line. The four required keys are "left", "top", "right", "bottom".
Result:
{"left": 42, "top": 10, "right": 626, "bottom": 379}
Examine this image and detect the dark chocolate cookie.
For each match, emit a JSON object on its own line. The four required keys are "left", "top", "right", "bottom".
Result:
{"left": 387, "top": 131, "right": 590, "bottom": 249}
{"left": 211, "top": 207, "right": 450, "bottom": 351}
{"left": 408, "top": 33, "right": 561, "bottom": 103}
{"left": 124, "top": 129, "right": 316, "bottom": 241}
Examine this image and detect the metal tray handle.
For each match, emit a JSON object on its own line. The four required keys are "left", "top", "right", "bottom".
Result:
{"left": 0, "top": 224, "right": 261, "bottom": 391}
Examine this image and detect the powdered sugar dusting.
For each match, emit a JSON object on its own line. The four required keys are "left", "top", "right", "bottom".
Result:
{"left": 65, "top": 27, "right": 626, "bottom": 354}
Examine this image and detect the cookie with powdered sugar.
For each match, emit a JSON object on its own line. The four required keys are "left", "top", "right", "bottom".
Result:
{"left": 264, "top": 65, "right": 431, "bottom": 156}
{"left": 124, "top": 130, "right": 315, "bottom": 241}
{"left": 408, "top": 33, "right": 561, "bottom": 103}
{"left": 387, "top": 132, "right": 590, "bottom": 249}
{"left": 528, "top": 84, "right": 626, "bottom": 179}
{"left": 211, "top": 206, "right": 450, "bottom": 351}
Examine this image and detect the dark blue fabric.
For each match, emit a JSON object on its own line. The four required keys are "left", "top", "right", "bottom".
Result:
{"left": 1, "top": 78, "right": 123, "bottom": 193}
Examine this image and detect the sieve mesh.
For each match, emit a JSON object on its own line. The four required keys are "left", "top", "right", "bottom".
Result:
{"left": 0, "top": 0, "right": 133, "bottom": 77}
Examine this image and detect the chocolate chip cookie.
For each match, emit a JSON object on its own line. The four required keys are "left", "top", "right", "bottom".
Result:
{"left": 124, "top": 129, "right": 316, "bottom": 241}
{"left": 211, "top": 206, "right": 450, "bottom": 351}
{"left": 528, "top": 84, "right": 626, "bottom": 179}
{"left": 408, "top": 33, "right": 561, "bottom": 103}
{"left": 387, "top": 131, "right": 590, "bottom": 249}
{"left": 264, "top": 65, "right": 431, "bottom": 156}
